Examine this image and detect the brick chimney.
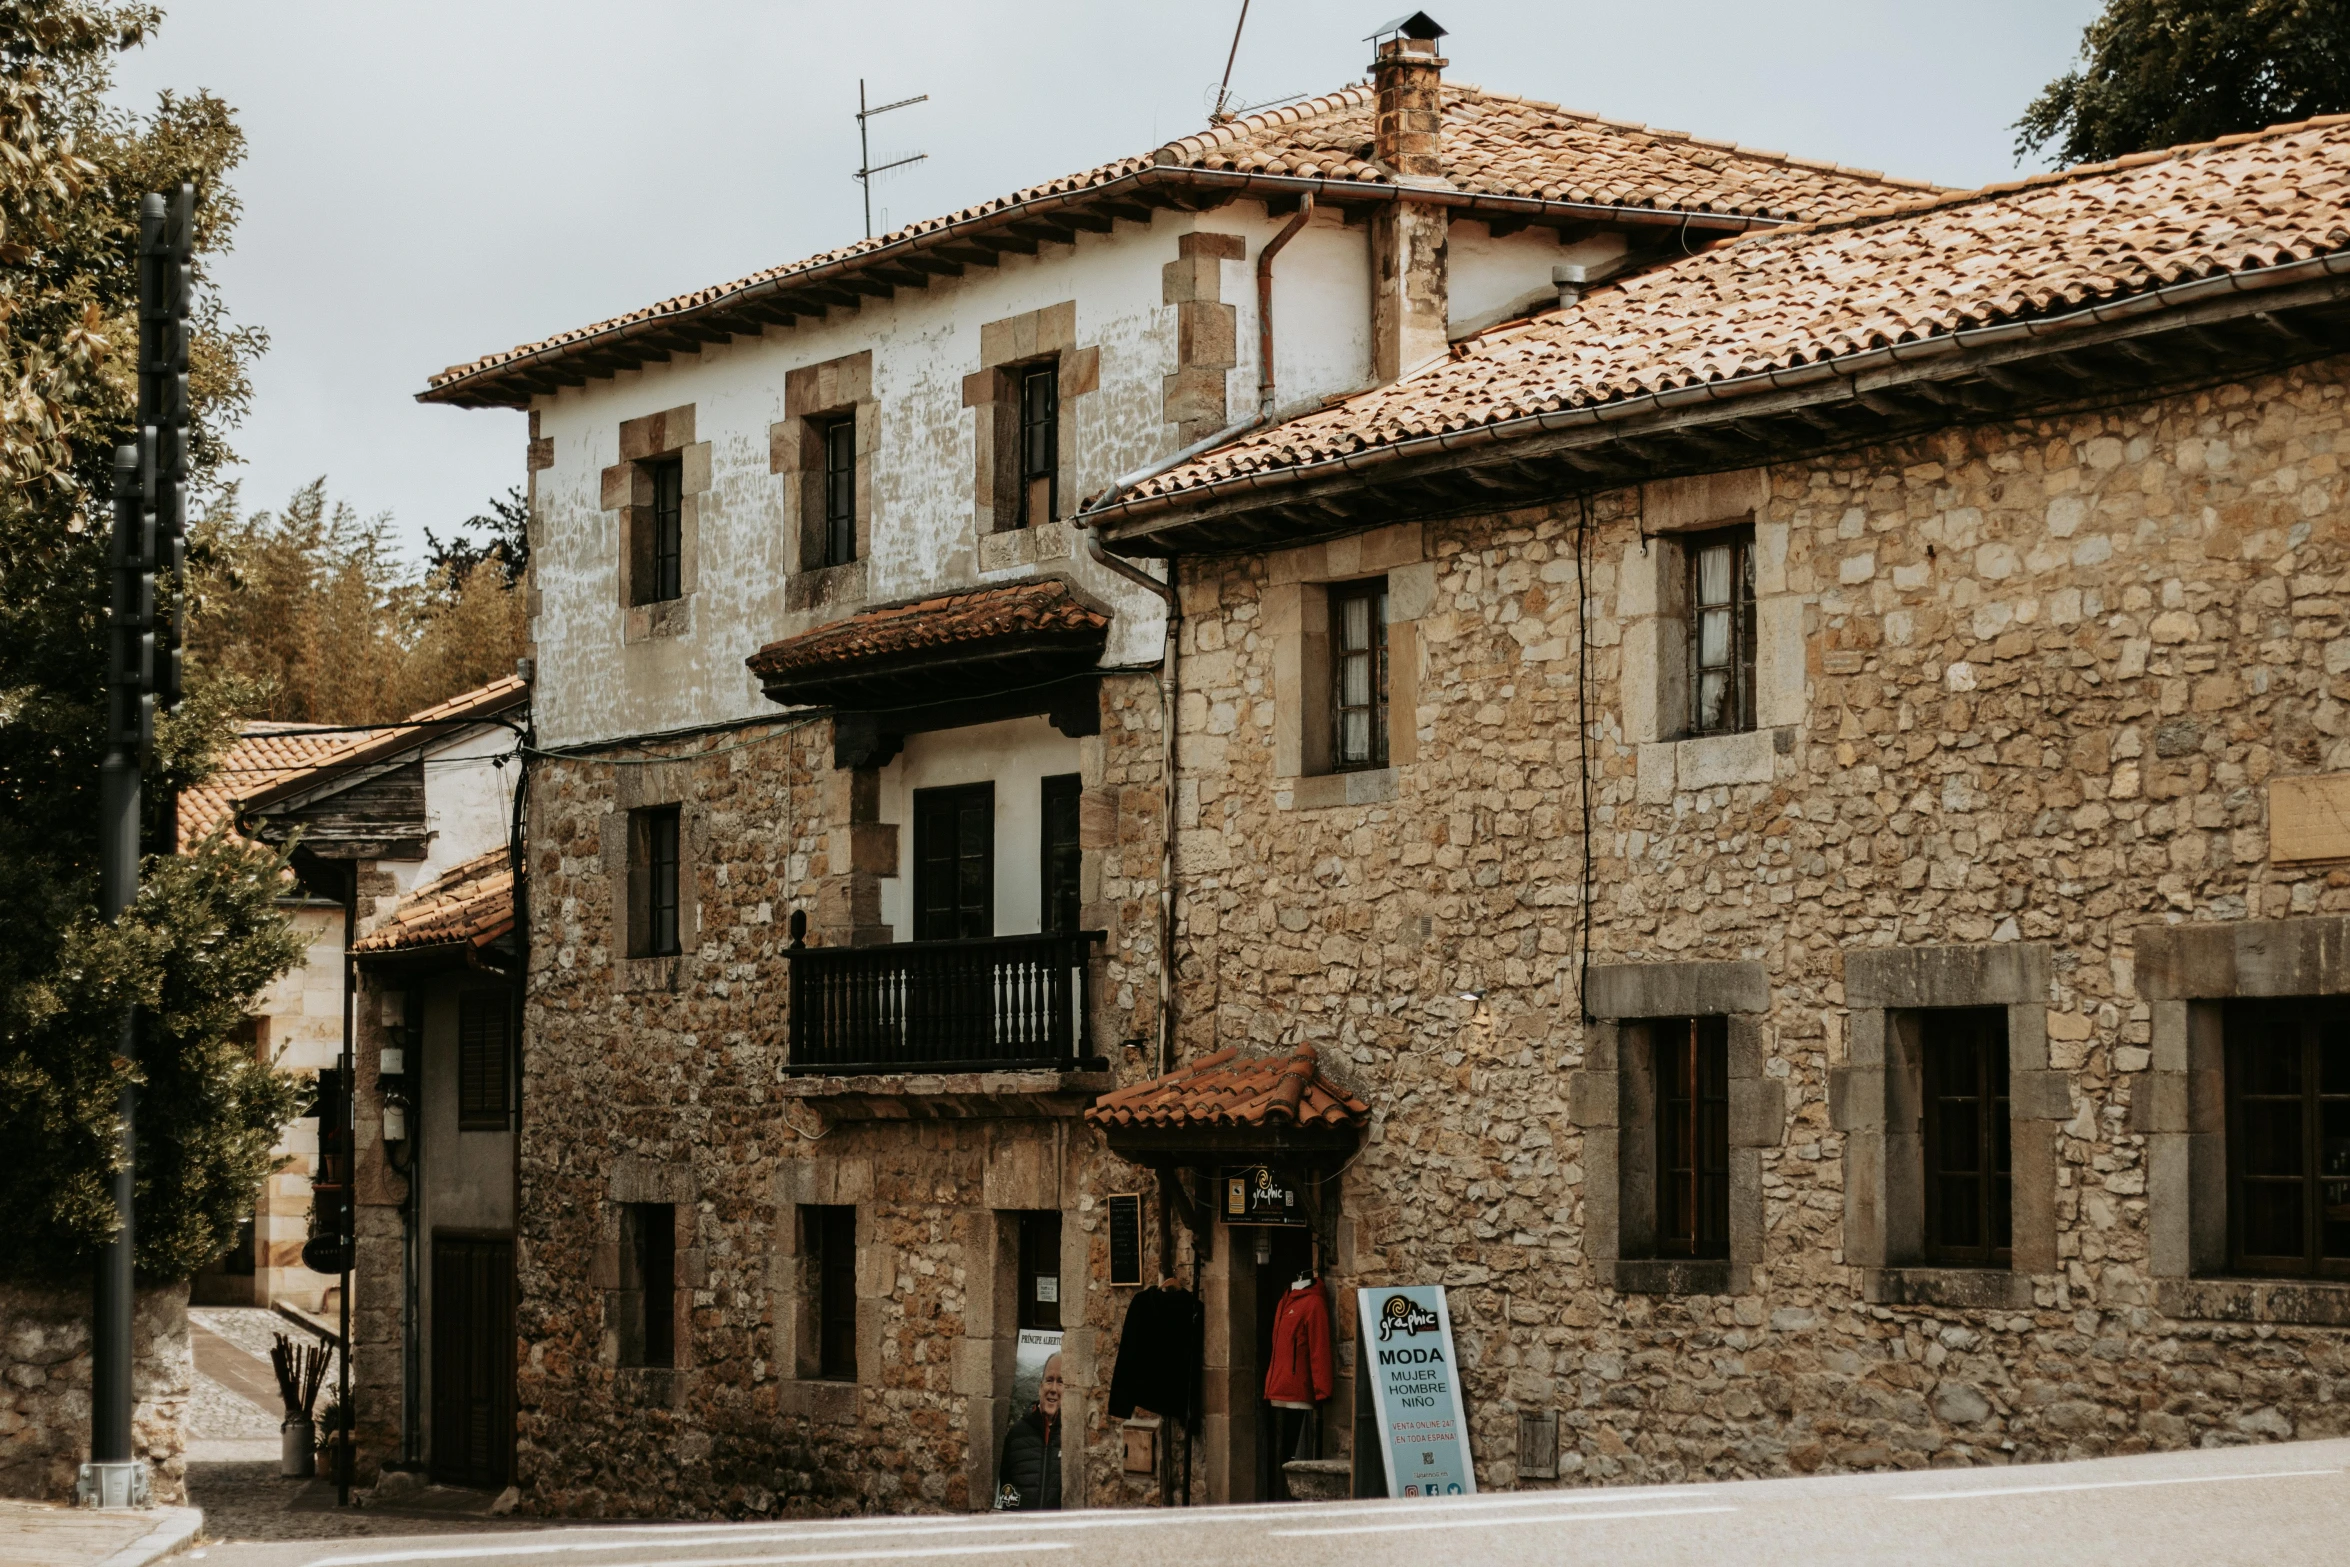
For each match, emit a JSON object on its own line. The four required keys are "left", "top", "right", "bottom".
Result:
{"left": 1368, "top": 12, "right": 1450, "bottom": 382}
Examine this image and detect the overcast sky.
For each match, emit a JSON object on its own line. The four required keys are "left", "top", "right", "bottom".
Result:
{"left": 109, "top": 0, "right": 2104, "bottom": 558}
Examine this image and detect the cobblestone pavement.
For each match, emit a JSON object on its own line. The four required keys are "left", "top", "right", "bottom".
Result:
{"left": 188, "top": 1463, "right": 602, "bottom": 1546}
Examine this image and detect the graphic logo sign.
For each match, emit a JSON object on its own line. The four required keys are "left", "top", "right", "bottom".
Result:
{"left": 1354, "top": 1284, "right": 1476, "bottom": 1499}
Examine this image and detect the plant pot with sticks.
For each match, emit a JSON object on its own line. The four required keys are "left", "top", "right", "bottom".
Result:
{"left": 271, "top": 1332, "right": 330, "bottom": 1479}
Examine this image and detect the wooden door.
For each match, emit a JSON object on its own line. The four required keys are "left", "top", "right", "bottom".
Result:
{"left": 913, "top": 783, "right": 994, "bottom": 940}
{"left": 430, "top": 1235, "right": 514, "bottom": 1489}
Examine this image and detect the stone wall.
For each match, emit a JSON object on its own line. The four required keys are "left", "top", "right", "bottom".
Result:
{"left": 1166, "top": 357, "right": 2350, "bottom": 1483}
{"left": 0, "top": 1283, "right": 190, "bottom": 1503}
{"left": 508, "top": 671, "right": 1179, "bottom": 1516}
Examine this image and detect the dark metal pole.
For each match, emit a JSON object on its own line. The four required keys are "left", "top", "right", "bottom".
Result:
{"left": 338, "top": 872, "right": 355, "bottom": 1507}
{"left": 82, "top": 182, "right": 191, "bottom": 1513}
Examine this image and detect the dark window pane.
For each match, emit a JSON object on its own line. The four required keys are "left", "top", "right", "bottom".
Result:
{"left": 913, "top": 784, "right": 993, "bottom": 942}
{"left": 1921, "top": 1008, "right": 2011, "bottom": 1267}
{"left": 648, "top": 458, "right": 683, "bottom": 603}
{"left": 811, "top": 1205, "right": 858, "bottom": 1381}
{"left": 2243, "top": 1180, "right": 2305, "bottom": 1260}
{"left": 1686, "top": 528, "right": 1755, "bottom": 737}
{"left": 822, "top": 419, "right": 857, "bottom": 567}
{"left": 1019, "top": 365, "right": 1057, "bottom": 528}
{"left": 1041, "top": 775, "right": 1082, "bottom": 935}
{"left": 1329, "top": 581, "right": 1388, "bottom": 772}
{"left": 458, "top": 991, "right": 509, "bottom": 1128}
{"left": 2322, "top": 1023, "right": 2350, "bottom": 1095}
{"left": 643, "top": 807, "right": 681, "bottom": 957}
{"left": 2243, "top": 1102, "right": 2303, "bottom": 1176}
{"left": 1653, "top": 1017, "right": 1729, "bottom": 1259}
{"left": 1018, "top": 1211, "right": 1062, "bottom": 1331}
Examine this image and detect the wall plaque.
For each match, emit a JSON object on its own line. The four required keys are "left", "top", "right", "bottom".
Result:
{"left": 2270, "top": 773, "right": 2350, "bottom": 864}
{"left": 1106, "top": 1192, "right": 1144, "bottom": 1286}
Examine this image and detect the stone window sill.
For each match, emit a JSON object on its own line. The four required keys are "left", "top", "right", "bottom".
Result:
{"left": 624, "top": 596, "right": 693, "bottom": 643}
{"left": 2158, "top": 1277, "right": 2350, "bottom": 1327}
{"left": 614, "top": 1366, "right": 694, "bottom": 1407}
{"left": 1863, "top": 1267, "right": 2036, "bottom": 1310}
{"left": 1635, "top": 727, "right": 1794, "bottom": 802}
{"left": 619, "top": 955, "right": 684, "bottom": 994}
{"left": 1279, "top": 767, "right": 1398, "bottom": 811}
{"left": 779, "top": 1377, "right": 860, "bottom": 1424}
{"left": 787, "top": 558, "right": 867, "bottom": 614}
{"left": 1615, "top": 1258, "right": 1737, "bottom": 1297}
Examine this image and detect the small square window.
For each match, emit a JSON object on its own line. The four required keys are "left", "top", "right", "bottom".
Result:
{"left": 819, "top": 417, "right": 857, "bottom": 567}
{"left": 1330, "top": 579, "right": 1388, "bottom": 772}
{"left": 1685, "top": 527, "right": 1755, "bottom": 737}
{"left": 1018, "top": 364, "right": 1058, "bottom": 528}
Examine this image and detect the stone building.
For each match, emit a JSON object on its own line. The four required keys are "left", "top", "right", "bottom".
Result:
{"left": 409, "top": 12, "right": 1959, "bottom": 1515}
{"left": 1086, "top": 110, "right": 2350, "bottom": 1483}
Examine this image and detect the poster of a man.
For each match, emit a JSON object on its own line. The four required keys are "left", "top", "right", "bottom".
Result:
{"left": 996, "top": 1348, "right": 1063, "bottom": 1510}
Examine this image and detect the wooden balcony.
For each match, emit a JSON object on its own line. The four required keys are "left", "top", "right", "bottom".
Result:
{"left": 783, "top": 930, "right": 1108, "bottom": 1075}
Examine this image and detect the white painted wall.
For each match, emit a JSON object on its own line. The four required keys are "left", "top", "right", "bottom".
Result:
{"left": 526, "top": 201, "right": 1571, "bottom": 750}
{"left": 876, "top": 716, "right": 1083, "bottom": 941}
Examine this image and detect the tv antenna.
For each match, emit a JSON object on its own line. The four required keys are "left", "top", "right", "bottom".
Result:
{"left": 855, "top": 79, "right": 928, "bottom": 239}
{"left": 1209, "top": 0, "right": 1252, "bottom": 123}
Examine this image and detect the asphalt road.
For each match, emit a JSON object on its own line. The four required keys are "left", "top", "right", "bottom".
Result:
{"left": 188, "top": 1438, "right": 2350, "bottom": 1567}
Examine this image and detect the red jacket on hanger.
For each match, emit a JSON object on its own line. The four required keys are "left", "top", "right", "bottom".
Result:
{"left": 1264, "top": 1279, "right": 1334, "bottom": 1404}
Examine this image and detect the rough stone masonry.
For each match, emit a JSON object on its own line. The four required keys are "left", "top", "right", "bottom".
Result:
{"left": 1168, "top": 359, "right": 2350, "bottom": 1484}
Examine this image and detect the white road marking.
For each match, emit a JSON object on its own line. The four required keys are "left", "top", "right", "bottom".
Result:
{"left": 1893, "top": 1467, "right": 2342, "bottom": 1501}
{"left": 1284, "top": 1488, "right": 1715, "bottom": 1521}
{"left": 517, "top": 1548, "right": 1067, "bottom": 1567}
{"left": 1268, "top": 1505, "right": 1738, "bottom": 1537}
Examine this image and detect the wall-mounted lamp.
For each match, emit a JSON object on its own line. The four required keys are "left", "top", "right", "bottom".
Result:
{"left": 378, "top": 990, "right": 411, "bottom": 1146}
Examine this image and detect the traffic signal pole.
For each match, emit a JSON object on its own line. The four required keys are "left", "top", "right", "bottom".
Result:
{"left": 79, "top": 184, "right": 191, "bottom": 1512}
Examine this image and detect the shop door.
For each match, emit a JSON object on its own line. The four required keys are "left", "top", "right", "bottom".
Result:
{"left": 1251, "top": 1227, "right": 1318, "bottom": 1502}
{"left": 430, "top": 1235, "right": 514, "bottom": 1489}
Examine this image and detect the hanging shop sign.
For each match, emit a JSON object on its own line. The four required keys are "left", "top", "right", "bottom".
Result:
{"left": 1355, "top": 1284, "right": 1476, "bottom": 1498}
{"left": 1220, "top": 1165, "right": 1307, "bottom": 1226}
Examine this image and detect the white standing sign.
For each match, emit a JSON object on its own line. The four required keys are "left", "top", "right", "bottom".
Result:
{"left": 1354, "top": 1284, "right": 1476, "bottom": 1497}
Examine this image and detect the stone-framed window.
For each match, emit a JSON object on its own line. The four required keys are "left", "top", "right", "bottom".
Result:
{"left": 2135, "top": 916, "right": 2350, "bottom": 1324}
{"left": 599, "top": 403, "right": 709, "bottom": 643}
{"left": 774, "top": 1158, "right": 882, "bottom": 1426}
{"left": 1570, "top": 960, "right": 1780, "bottom": 1296}
{"left": 963, "top": 302, "right": 1099, "bottom": 571}
{"left": 1683, "top": 525, "right": 1755, "bottom": 738}
{"left": 1264, "top": 525, "right": 1427, "bottom": 811}
{"left": 594, "top": 1156, "right": 699, "bottom": 1392}
{"left": 604, "top": 763, "right": 699, "bottom": 992}
{"left": 1623, "top": 469, "right": 1804, "bottom": 803}
{"left": 1832, "top": 943, "right": 2061, "bottom": 1310}
{"left": 771, "top": 351, "right": 875, "bottom": 614}
{"left": 1327, "top": 578, "right": 1390, "bottom": 773}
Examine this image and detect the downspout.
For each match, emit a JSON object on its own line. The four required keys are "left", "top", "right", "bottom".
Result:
{"left": 1088, "top": 533, "right": 1180, "bottom": 1079}
{"left": 1076, "top": 195, "right": 1314, "bottom": 1077}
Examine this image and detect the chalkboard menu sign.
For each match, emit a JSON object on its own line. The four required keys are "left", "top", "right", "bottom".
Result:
{"left": 1106, "top": 1192, "right": 1144, "bottom": 1286}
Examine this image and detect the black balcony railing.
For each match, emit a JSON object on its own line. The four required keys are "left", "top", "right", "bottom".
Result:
{"left": 783, "top": 930, "right": 1107, "bottom": 1073}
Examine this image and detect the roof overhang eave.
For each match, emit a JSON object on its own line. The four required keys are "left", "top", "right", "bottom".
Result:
{"left": 416, "top": 169, "right": 1801, "bottom": 411}
{"left": 1091, "top": 247, "right": 2350, "bottom": 555}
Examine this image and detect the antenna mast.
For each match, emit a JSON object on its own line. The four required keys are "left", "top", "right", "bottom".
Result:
{"left": 855, "top": 78, "right": 929, "bottom": 239}
{"left": 1211, "top": 0, "right": 1253, "bottom": 122}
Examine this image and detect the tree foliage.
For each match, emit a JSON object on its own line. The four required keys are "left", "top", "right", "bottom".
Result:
{"left": 2017, "top": 0, "right": 2350, "bottom": 165}
{"left": 0, "top": 1, "right": 303, "bottom": 1285}
{"left": 189, "top": 479, "right": 529, "bottom": 724}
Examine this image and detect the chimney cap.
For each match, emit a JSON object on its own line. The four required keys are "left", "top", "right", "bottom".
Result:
{"left": 1366, "top": 11, "right": 1447, "bottom": 44}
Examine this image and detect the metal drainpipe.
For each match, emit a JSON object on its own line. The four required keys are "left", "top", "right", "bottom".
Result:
{"left": 1086, "top": 535, "right": 1180, "bottom": 1077}
{"left": 1256, "top": 193, "right": 1314, "bottom": 416}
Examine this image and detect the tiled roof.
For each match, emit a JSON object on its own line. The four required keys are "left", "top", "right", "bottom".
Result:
{"left": 1084, "top": 1045, "right": 1369, "bottom": 1132}
{"left": 351, "top": 850, "right": 514, "bottom": 956}
{"left": 237, "top": 675, "right": 528, "bottom": 816}
{"left": 1110, "top": 115, "right": 2350, "bottom": 510}
{"left": 747, "top": 580, "right": 1109, "bottom": 684}
{"left": 179, "top": 723, "right": 393, "bottom": 849}
{"left": 422, "top": 83, "right": 1930, "bottom": 404}
{"left": 1156, "top": 84, "right": 1934, "bottom": 221}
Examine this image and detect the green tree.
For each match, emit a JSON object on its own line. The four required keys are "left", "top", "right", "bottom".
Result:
{"left": 0, "top": 1, "right": 303, "bottom": 1284}
{"left": 2017, "top": 0, "right": 2350, "bottom": 165}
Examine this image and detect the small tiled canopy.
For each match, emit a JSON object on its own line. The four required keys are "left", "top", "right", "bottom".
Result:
{"left": 351, "top": 850, "right": 514, "bottom": 960}
{"left": 1086, "top": 1045, "right": 1368, "bottom": 1157}
{"left": 746, "top": 579, "right": 1110, "bottom": 710}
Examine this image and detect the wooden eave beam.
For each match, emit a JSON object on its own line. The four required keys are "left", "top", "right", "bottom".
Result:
{"left": 1005, "top": 219, "right": 1081, "bottom": 246}
{"left": 933, "top": 244, "right": 1002, "bottom": 267}
{"left": 970, "top": 233, "right": 1039, "bottom": 257}
{"left": 1060, "top": 209, "right": 1115, "bottom": 234}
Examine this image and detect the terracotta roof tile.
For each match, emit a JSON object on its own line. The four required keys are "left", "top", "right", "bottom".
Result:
{"left": 747, "top": 580, "right": 1109, "bottom": 684}
{"left": 1084, "top": 1045, "right": 1369, "bottom": 1132}
{"left": 424, "top": 83, "right": 1930, "bottom": 402}
{"left": 178, "top": 723, "right": 393, "bottom": 849}
{"left": 236, "top": 675, "right": 528, "bottom": 816}
{"left": 1117, "top": 116, "right": 2350, "bottom": 508}
{"left": 351, "top": 850, "right": 514, "bottom": 957}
